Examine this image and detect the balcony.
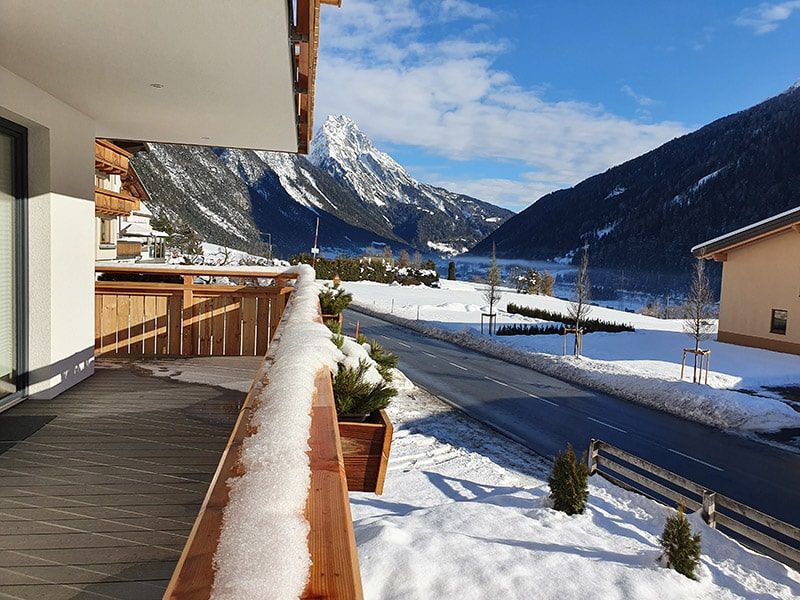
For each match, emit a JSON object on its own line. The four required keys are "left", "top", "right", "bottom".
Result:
{"left": 116, "top": 240, "right": 143, "bottom": 260}
{"left": 0, "top": 264, "right": 363, "bottom": 599}
{"left": 95, "top": 139, "right": 132, "bottom": 175}
{"left": 95, "top": 187, "right": 140, "bottom": 217}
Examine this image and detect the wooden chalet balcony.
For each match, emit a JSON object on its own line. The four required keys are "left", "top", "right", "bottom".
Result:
{"left": 116, "top": 240, "right": 143, "bottom": 260}
{"left": 95, "top": 138, "right": 132, "bottom": 175}
{"left": 93, "top": 264, "right": 363, "bottom": 599}
{"left": 95, "top": 187, "right": 141, "bottom": 217}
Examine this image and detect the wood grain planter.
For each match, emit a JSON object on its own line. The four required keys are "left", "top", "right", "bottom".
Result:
{"left": 322, "top": 312, "right": 344, "bottom": 328}
{"left": 338, "top": 409, "right": 392, "bottom": 495}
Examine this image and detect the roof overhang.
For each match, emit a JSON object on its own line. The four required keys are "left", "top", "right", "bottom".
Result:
{"left": 692, "top": 205, "right": 800, "bottom": 260}
{"left": 0, "top": 1, "right": 339, "bottom": 153}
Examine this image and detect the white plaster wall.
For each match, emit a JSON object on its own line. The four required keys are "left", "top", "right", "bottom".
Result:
{"left": 0, "top": 65, "right": 96, "bottom": 398}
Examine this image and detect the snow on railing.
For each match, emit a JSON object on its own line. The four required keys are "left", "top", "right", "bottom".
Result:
{"left": 211, "top": 264, "right": 343, "bottom": 600}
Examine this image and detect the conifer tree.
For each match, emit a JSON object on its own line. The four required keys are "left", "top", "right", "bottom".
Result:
{"left": 548, "top": 444, "right": 589, "bottom": 515}
{"left": 447, "top": 261, "right": 456, "bottom": 280}
{"left": 659, "top": 501, "right": 702, "bottom": 579}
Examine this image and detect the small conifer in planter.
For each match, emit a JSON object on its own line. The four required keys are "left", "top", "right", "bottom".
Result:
{"left": 548, "top": 444, "right": 589, "bottom": 515}
{"left": 366, "top": 340, "right": 398, "bottom": 381}
{"left": 319, "top": 286, "right": 353, "bottom": 315}
{"left": 333, "top": 359, "right": 396, "bottom": 420}
{"left": 659, "top": 501, "right": 702, "bottom": 579}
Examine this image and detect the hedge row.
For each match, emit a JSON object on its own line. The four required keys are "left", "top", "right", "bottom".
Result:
{"left": 505, "top": 302, "right": 634, "bottom": 334}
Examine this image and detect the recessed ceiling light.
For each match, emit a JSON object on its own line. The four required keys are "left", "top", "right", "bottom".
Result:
{"left": 149, "top": 83, "right": 164, "bottom": 89}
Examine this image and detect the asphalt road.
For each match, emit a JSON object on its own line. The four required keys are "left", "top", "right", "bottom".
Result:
{"left": 344, "top": 308, "right": 800, "bottom": 530}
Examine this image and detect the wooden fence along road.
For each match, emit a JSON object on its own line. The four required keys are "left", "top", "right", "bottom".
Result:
{"left": 589, "top": 439, "right": 800, "bottom": 569}
{"left": 95, "top": 266, "right": 295, "bottom": 357}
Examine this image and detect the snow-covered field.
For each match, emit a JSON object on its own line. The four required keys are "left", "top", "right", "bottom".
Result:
{"left": 343, "top": 279, "right": 800, "bottom": 432}
{"left": 352, "top": 375, "right": 800, "bottom": 599}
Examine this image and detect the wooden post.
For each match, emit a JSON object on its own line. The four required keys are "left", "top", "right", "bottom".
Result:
{"left": 354, "top": 320, "right": 360, "bottom": 340}
{"left": 702, "top": 490, "right": 717, "bottom": 528}
{"left": 588, "top": 439, "right": 599, "bottom": 475}
{"left": 705, "top": 351, "right": 711, "bottom": 385}
{"left": 181, "top": 275, "right": 194, "bottom": 356}
{"left": 680, "top": 350, "right": 686, "bottom": 380}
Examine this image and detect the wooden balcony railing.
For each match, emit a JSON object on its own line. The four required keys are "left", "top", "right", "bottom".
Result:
{"left": 95, "top": 138, "right": 132, "bottom": 175}
{"left": 95, "top": 265, "right": 296, "bottom": 357}
{"left": 95, "top": 187, "right": 140, "bottom": 217}
{"left": 116, "top": 241, "right": 142, "bottom": 260}
{"left": 163, "top": 304, "right": 363, "bottom": 600}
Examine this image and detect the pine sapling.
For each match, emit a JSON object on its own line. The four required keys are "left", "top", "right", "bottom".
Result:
{"left": 548, "top": 444, "right": 589, "bottom": 515}
{"left": 659, "top": 500, "right": 702, "bottom": 579}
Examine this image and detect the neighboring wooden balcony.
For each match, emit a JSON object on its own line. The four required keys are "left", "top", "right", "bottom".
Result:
{"left": 116, "top": 240, "right": 143, "bottom": 260}
{"left": 95, "top": 138, "right": 132, "bottom": 175}
{"left": 95, "top": 187, "right": 141, "bottom": 217}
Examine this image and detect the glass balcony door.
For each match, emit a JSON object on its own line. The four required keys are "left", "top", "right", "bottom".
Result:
{"left": 0, "top": 117, "right": 26, "bottom": 409}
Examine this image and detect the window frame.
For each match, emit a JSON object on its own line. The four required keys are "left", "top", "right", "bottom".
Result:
{"left": 770, "top": 309, "right": 788, "bottom": 336}
{"left": 0, "top": 115, "right": 28, "bottom": 410}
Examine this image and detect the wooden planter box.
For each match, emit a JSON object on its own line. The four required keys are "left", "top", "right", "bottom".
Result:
{"left": 338, "top": 409, "right": 392, "bottom": 495}
{"left": 322, "top": 312, "right": 344, "bottom": 328}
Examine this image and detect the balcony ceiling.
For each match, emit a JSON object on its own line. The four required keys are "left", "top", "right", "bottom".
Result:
{"left": 0, "top": 0, "right": 298, "bottom": 151}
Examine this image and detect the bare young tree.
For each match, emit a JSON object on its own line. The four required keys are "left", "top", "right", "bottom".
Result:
{"left": 484, "top": 244, "right": 502, "bottom": 334}
{"left": 683, "top": 257, "right": 715, "bottom": 383}
{"left": 567, "top": 246, "right": 591, "bottom": 356}
{"left": 398, "top": 249, "right": 410, "bottom": 267}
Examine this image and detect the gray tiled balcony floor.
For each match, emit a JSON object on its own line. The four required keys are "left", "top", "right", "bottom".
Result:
{"left": 0, "top": 358, "right": 260, "bottom": 600}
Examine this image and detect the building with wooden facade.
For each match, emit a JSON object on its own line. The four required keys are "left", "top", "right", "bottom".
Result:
{"left": 693, "top": 205, "right": 800, "bottom": 355}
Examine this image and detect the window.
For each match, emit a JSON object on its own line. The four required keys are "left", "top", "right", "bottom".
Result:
{"left": 770, "top": 309, "right": 788, "bottom": 335}
{"left": 0, "top": 115, "right": 27, "bottom": 407}
{"left": 99, "top": 219, "right": 114, "bottom": 245}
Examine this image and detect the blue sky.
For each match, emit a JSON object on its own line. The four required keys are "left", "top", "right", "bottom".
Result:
{"left": 316, "top": 1, "right": 800, "bottom": 211}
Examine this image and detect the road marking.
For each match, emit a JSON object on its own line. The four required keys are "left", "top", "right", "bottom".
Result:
{"left": 379, "top": 334, "right": 392, "bottom": 340}
{"left": 484, "top": 376, "right": 510, "bottom": 387}
{"left": 668, "top": 449, "right": 724, "bottom": 472}
{"left": 397, "top": 341, "right": 412, "bottom": 349}
{"left": 503, "top": 384, "right": 559, "bottom": 407}
{"left": 423, "top": 351, "right": 438, "bottom": 358}
{"left": 449, "top": 361, "right": 469, "bottom": 371}
{"left": 586, "top": 416, "right": 627, "bottom": 433}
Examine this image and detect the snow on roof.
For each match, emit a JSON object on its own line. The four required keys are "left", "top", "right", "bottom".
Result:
{"left": 692, "top": 204, "right": 800, "bottom": 256}
{"left": 120, "top": 221, "right": 168, "bottom": 238}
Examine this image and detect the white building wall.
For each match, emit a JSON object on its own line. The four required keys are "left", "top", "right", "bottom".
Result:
{"left": 0, "top": 65, "right": 96, "bottom": 398}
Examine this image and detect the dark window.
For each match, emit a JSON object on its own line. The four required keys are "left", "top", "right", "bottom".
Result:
{"left": 770, "top": 309, "right": 788, "bottom": 335}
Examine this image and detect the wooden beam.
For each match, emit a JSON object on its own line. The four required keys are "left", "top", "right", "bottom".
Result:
{"left": 712, "top": 251, "right": 727, "bottom": 262}
{"left": 96, "top": 264, "right": 298, "bottom": 279}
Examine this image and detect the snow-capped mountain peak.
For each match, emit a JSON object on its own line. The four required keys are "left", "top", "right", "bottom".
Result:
{"left": 310, "top": 114, "right": 420, "bottom": 207}
{"left": 309, "top": 114, "right": 512, "bottom": 249}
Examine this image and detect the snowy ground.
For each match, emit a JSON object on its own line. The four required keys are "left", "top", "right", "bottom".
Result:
{"left": 343, "top": 279, "right": 800, "bottom": 433}
{"left": 351, "top": 373, "right": 800, "bottom": 600}
{"left": 139, "top": 357, "right": 800, "bottom": 598}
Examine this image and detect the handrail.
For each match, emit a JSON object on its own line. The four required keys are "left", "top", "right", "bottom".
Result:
{"left": 163, "top": 307, "right": 362, "bottom": 599}
{"left": 96, "top": 264, "right": 298, "bottom": 279}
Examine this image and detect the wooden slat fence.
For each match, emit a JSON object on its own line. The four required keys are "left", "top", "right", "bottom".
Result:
{"left": 95, "top": 267, "right": 294, "bottom": 358}
{"left": 589, "top": 439, "right": 800, "bottom": 568}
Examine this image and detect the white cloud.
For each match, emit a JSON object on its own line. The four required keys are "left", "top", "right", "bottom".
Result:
{"left": 315, "top": 1, "right": 688, "bottom": 209}
{"left": 621, "top": 84, "right": 655, "bottom": 107}
{"left": 440, "top": 0, "right": 495, "bottom": 21}
{"left": 735, "top": 1, "right": 800, "bottom": 34}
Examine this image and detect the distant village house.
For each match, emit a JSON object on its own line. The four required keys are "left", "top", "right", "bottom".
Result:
{"left": 693, "top": 206, "right": 800, "bottom": 355}
{"left": 94, "top": 139, "right": 166, "bottom": 262}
